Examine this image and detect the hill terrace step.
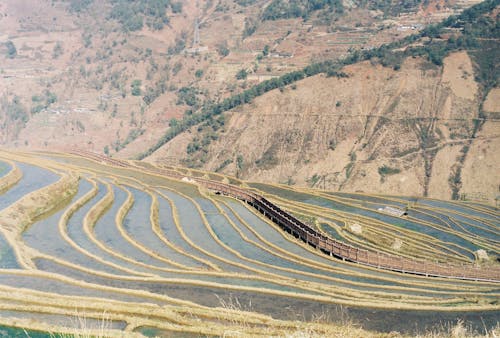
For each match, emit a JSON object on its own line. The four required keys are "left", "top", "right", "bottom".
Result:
{"left": 71, "top": 150, "right": 500, "bottom": 283}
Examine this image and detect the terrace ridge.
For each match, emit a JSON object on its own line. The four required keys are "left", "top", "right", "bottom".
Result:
{"left": 70, "top": 150, "right": 500, "bottom": 283}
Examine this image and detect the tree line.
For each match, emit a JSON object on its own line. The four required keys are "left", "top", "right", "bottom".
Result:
{"left": 136, "top": 0, "right": 499, "bottom": 160}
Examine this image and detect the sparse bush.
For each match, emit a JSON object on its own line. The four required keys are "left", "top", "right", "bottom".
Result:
{"left": 52, "top": 42, "right": 63, "bottom": 59}
{"left": 215, "top": 159, "right": 233, "bottom": 172}
{"left": 328, "top": 139, "right": 336, "bottom": 150}
{"left": 176, "top": 87, "right": 199, "bottom": 107}
{"left": 168, "top": 36, "right": 186, "bottom": 55}
{"left": 45, "top": 91, "right": 57, "bottom": 105}
{"left": 172, "top": 61, "right": 182, "bottom": 75}
{"left": 5, "top": 41, "right": 17, "bottom": 59}
{"left": 261, "top": 0, "right": 344, "bottom": 21}
{"left": 171, "top": 2, "right": 183, "bottom": 13}
{"left": 242, "top": 18, "right": 257, "bottom": 38}
{"left": 307, "top": 174, "right": 321, "bottom": 187}
{"left": 236, "top": 155, "right": 244, "bottom": 171}
{"left": 378, "top": 165, "right": 401, "bottom": 180}
{"left": 76, "top": 120, "right": 85, "bottom": 132}
{"left": 3, "top": 96, "right": 27, "bottom": 123}
{"left": 255, "top": 145, "right": 279, "bottom": 169}
{"left": 131, "top": 80, "right": 142, "bottom": 96}
{"left": 216, "top": 42, "right": 230, "bottom": 57}
{"left": 69, "top": 0, "right": 93, "bottom": 12}
{"left": 263, "top": 45, "right": 270, "bottom": 56}
{"left": 109, "top": 0, "right": 177, "bottom": 32}
{"left": 236, "top": 69, "right": 248, "bottom": 80}
{"left": 195, "top": 69, "right": 204, "bottom": 78}
{"left": 30, "top": 91, "right": 57, "bottom": 114}
{"left": 82, "top": 33, "right": 92, "bottom": 48}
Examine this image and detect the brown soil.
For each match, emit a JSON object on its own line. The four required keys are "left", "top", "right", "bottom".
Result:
{"left": 1, "top": 0, "right": 472, "bottom": 155}
{"left": 1, "top": 1, "right": 494, "bottom": 202}
{"left": 483, "top": 88, "right": 500, "bottom": 113}
{"left": 149, "top": 52, "right": 499, "bottom": 203}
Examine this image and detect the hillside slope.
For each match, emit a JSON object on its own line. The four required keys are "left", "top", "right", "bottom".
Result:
{"left": 0, "top": 0, "right": 497, "bottom": 203}
{"left": 147, "top": 51, "right": 499, "bottom": 202}
{"left": 0, "top": 0, "right": 474, "bottom": 153}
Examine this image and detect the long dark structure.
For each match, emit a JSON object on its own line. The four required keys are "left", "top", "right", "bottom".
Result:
{"left": 72, "top": 150, "right": 500, "bottom": 283}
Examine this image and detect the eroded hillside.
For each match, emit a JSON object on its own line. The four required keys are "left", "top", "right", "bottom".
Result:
{"left": 0, "top": 0, "right": 497, "bottom": 203}
{"left": 147, "top": 51, "right": 499, "bottom": 202}
{"left": 0, "top": 0, "right": 475, "bottom": 153}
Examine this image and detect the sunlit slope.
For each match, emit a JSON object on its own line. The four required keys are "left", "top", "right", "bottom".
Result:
{"left": 0, "top": 150, "right": 498, "bottom": 336}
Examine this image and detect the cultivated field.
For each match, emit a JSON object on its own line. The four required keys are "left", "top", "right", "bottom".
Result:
{"left": 0, "top": 150, "right": 498, "bottom": 337}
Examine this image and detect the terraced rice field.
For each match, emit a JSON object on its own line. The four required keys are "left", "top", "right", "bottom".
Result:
{"left": 0, "top": 150, "right": 498, "bottom": 337}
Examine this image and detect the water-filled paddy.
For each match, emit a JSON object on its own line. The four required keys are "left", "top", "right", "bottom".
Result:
{"left": 121, "top": 188, "right": 205, "bottom": 269}
{"left": 156, "top": 195, "right": 216, "bottom": 269}
{"left": 250, "top": 183, "right": 483, "bottom": 259}
{"left": 1, "top": 154, "right": 498, "bottom": 336}
{"left": 0, "top": 161, "right": 11, "bottom": 178}
{"left": 221, "top": 200, "right": 487, "bottom": 294}
{"left": 0, "top": 162, "right": 59, "bottom": 211}
{"left": 93, "top": 185, "right": 180, "bottom": 271}
{"left": 35, "top": 256, "right": 325, "bottom": 296}
{"left": 159, "top": 189, "right": 251, "bottom": 273}
{"left": 0, "top": 271, "right": 161, "bottom": 305}
{"left": 0, "top": 233, "right": 18, "bottom": 269}
{"left": 13, "top": 262, "right": 500, "bottom": 335}
{"left": 22, "top": 179, "right": 126, "bottom": 275}
{"left": 63, "top": 182, "right": 140, "bottom": 275}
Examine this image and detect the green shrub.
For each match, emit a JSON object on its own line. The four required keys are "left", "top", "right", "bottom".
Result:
{"left": 195, "top": 69, "right": 204, "bottom": 78}
{"left": 171, "top": 2, "right": 182, "bottom": 13}
{"left": 262, "top": 0, "right": 343, "bottom": 21}
{"left": 236, "top": 69, "right": 248, "bottom": 80}
{"left": 69, "top": 0, "right": 93, "bottom": 12}
{"left": 5, "top": 41, "right": 16, "bottom": 59}
{"left": 378, "top": 165, "right": 401, "bottom": 176}
{"left": 131, "top": 80, "right": 142, "bottom": 96}
{"left": 109, "top": 0, "right": 177, "bottom": 32}
{"left": 216, "top": 43, "right": 230, "bottom": 57}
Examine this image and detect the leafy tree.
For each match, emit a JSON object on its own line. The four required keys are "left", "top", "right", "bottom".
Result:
{"left": 171, "top": 2, "right": 182, "bottom": 13}
{"left": 263, "top": 45, "right": 270, "bottom": 56}
{"left": 216, "top": 42, "right": 230, "bottom": 57}
{"left": 45, "top": 91, "right": 57, "bottom": 105}
{"left": 69, "top": 0, "right": 93, "bottom": 12}
{"left": 243, "top": 18, "right": 257, "bottom": 38}
{"left": 176, "top": 87, "right": 199, "bottom": 107}
{"left": 262, "top": 0, "right": 343, "bottom": 21}
{"left": 378, "top": 165, "right": 401, "bottom": 176}
{"left": 236, "top": 69, "right": 248, "bottom": 80}
{"left": 131, "top": 80, "right": 142, "bottom": 96}
{"left": 172, "top": 61, "right": 182, "bottom": 75}
{"left": 195, "top": 69, "right": 204, "bottom": 78}
{"left": 109, "top": 0, "right": 176, "bottom": 32}
{"left": 168, "top": 36, "right": 186, "bottom": 55}
{"left": 169, "top": 118, "right": 179, "bottom": 127}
